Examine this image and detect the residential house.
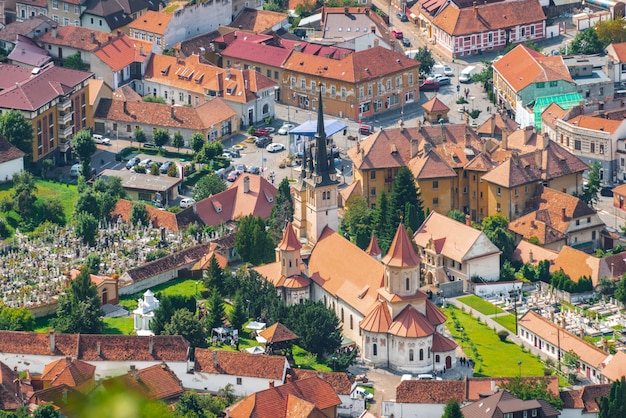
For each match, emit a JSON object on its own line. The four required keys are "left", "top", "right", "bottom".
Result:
{"left": 91, "top": 32, "right": 151, "bottom": 90}
{"left": 282, "top": 46, "right": 420, "bottom": 119}
{"left": 81, "top": 0, "right": 156, "bottom": 33}
{"left": 15, "top": 0, "right": 48, "bottom": 21}
{"left": 512, "top": 240, "right": 558, "bottom": 266}
{"left": 508, "top": 186, "right": 604, "bottom": 252}
{"left": 0, "top": 133, "right": 25, "bottom": 182}
{"left": 98, "top": 169, "right": 182, "bottom": 206}
{"left": 67, "top": 268, "right": 119, "bottom": 306}
{"left": 93, "top": 97, "right": 238, "bottom": 143}
{"left": 125, "top": 10, "right": 171, "bottom": 53}
{"left": 142, "top": 53, "right": 277, "bottom": 127}
{"left": 518, "top": 310, "right": 609, "bottom": 383}
{"left": 413, "top": 212, "right": 501, "bottom": 289}
{"left": 39, "top": 357, "right": 95, "bottom": 393}
{"left": 412, "top": 0, "right": 546, "bottom": 59}
{"left": 560, "top": 384, "right": 610, "bottom": 418}
{"left": 601, "top": 350, "right": 626, "bottom": 382}
{"left": 230, "top": 7, "right": 289, "bottom": 34}
{"left": 461, "top": 389, "right": 560, "bottom": 418}
{"left": 563, "top": 55, "right": 614, "bottom": 102}
{"left": 111, "top": 198, "right": 200, "bottom": 232}
{"left": 318, "top": 7, "right": 388, "bottom": 45}
{"left": 0, "top": 361, "right": 23, "bottom": 410}
{"left": 227, "top": 375, "right": 341, "bottom": 418}
{"left": 476, "top": 112, "right": 520, "bottom": 140}
{"left": 186, "top": 349, "right": 288, "bottom": 395}
{"left": 194, "top": 174, "right": 277, "bottom": 227}
{"left": 492, "top": 45, "right": 575, "bottom": 127}
{"left": 549, "top": 246, "right": 626, "bottom": 288}
{"left": 0, "top": 63, "right": 93, "bottom": 167}
{"left": 0, "top": 15, "right": 53, "bottom": 52}
{"left": 101, "top": 363, "right": 184, "bottom": 402}
{"left": 36, "top": 25, "right": 111, "bottom": 66}
{"left": 605, "top": 42, "right": 626, "bottom": 84}
{"left": 46, "top": 0, "right": 81, "bottom": 27}
{"left": 117, "top": 244, "right": 210, "bottom": 295}
{"left": 8, "top": 34, "right": 51, "bottom": 68}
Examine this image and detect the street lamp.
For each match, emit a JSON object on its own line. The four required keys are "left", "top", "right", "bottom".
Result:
{"left": 398, "top": 90, "right": 404, "bottom": 117}
{"left": 518, "top": 360, "right": 522, "bottom": 377}
{"left": 470, "top": 96, "right": 475, "bottom": 111}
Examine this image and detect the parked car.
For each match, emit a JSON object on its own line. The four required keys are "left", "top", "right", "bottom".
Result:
{"left": 159, "top": 161, "right": 173, "bottom": 174}
{"left": 139, "top": 158, "right": 153, "bottom": 168}
{"left": 248, "top": 166, "right": 261, "bottom": 175}
{"left": 397, "top": 12, "right": 408, "bottom": 22}
{"left": 354, "top": 387, "right": 374, "bottom": 401}
{"left": 126, "top": 157, "right": 140, "bottom": 170}
{"left": 266, "top": 143, "right": 285, "bottom": 153}
{"left": 254, "top": 128, "right": 271, "bottom": 137}
{"left": 235, "top": 164, "right": 247, "bottom": 173}
{"left": 70, "top": 163, "right": 81, "bottom": 177}
{"left": 420, "top": 79, "right": 440, "bottom": 91}
{"left": 227, "top": 171, "right": 240, "bottom": 182}
{"left": 93, "top": 134, "right": 111, "bottom": 145}
{"left": 255, "top": 136, "right": 272, "bottom": 148}
{"left": 392, "top": 29, "right": 403, "bottom": 39}
{"left": 180, "top": 198, "right": 196, "bottom": 208}
{"left": 402, "top": 37, "right": 411, "bottom": 47}
{"left": 359, "top": 125, "right": 374, "bottom": 135}
{"left": 433, "top": 75, "right": 451, "bottom": 85}
{"left": 278, "top": 123, "right": 296, "bottom": 135}
{"left": 600, "top": 186, "right": 614, "bottom": 197}
{"left": 143, "top": 142, "right": 156, "bottom": 149}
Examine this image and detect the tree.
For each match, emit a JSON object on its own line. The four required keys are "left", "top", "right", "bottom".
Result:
{"left": 133, "top": 127, "right": 147, "bottom": 145}
{"left": 205, "top": 289, "right": 226, "bottom": 331}
{"left": 596, "top": 18, "right": 626, "bottom": 46}
{"left": 163, "top": 308, "right": 207, "bottom": 347}
{"left": 40, "top": 198, "right": 66, "bottom": 226}
{"left": 72, "top": 129, "right": 96, "bottom": 178}
{"left": 0, "top": 110, "right": 33, "bottom": 163}
{"left": 175, "top": 392, "right": 208, "bottom": 418}
{"left": 481, "top": 213, "right": 515, "bottom": 263}
{"left": 599, "top": 276, "right": 617, "bottom": 297}
{"left": 229, "top": 292, "right": 248, "bottom": 333}
{"left": 151, "top": 294, "right": 196, "bottom": 335}
{"left": 446, "top": 209, "right": 466, "bottom": 223}
{"left": 33, "top": 405, "right": 60, "bottom": 418}
{"left": 153, "top": 128, "right": 170, "bottom": 148}
{"left": 501, "top": 376, "right": 564, "bottom": 410}
{"left": 391, "top": 166, "right": 424, "bottom": 232}
{"left": 0, "top": 306, "right": 35, "bottom": 331}
{"left": 341, "top": 195, "right": 372, "bottom": 249}
{"left": 599, "top": 376, "right": 626, "bottom": 418}
{"left": 131, "top": 202, "right": 149, "bottom": 226}
{"left": 74, "top": 211, "right": 99, "bottom": 245}
{"left": 12, "top": 170, "right": 37, "bottom": 220}
{"left": 568, "top": 28, "right": 604, "bottom": 55}
{"left": 41, "top": 158, "right": 54, "bottom": 179}
{"left": 190, "top": 132, "right": 205, "bottom": 153}
{"left": 234, "top": 215, "right": 275, "bottom": 265}
{"left": 414, "top": 46, "right": 435, "bottom": 77}
{"left": 85, "top": 252, "right": 101, "bottom": 274}
{"left": 52, "top": 267, "right": 103, "bottom": 334}
{"left": 167, "top": 163, "right": 178, "bottom": 177}
{"left": 268, "top": 177, "right": 294, "bottom": 244}
{"left": 203, "top": 255, "right": 225, "bottom": 293}
{"left": 372, "top": 190, "right": 394, "bottom": 254}
{"left": 172, "top": 132, "right": 184, "bottom": 152}
{"left": 193, "top": 173, "right": 227, "bottom": 201}
{"left": 441, "top": 400, "right": 463, "bottom": 418}
{"left": 615, "top": 276, "right": 626, "bottom": 305}
{"left": 63, "top": 52, "right": 88, "bottom": 70}
{"left": 142, "top": 95, "right": 166, "bottom": 104}
{"left": 285, "top": 300, "right": 342, "bottom": 357}
{"left": 74, "top": 189, "right": 99, "bottom": 217}
{"left": 582, "top": 161, "right": 601, "bottom": 207}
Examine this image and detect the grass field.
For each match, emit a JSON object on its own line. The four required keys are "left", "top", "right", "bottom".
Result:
{"left": 458, "top": 295, "right": 505, "bottom": 315}
{"left": 119, "top": 278, "right": 204, "bottom": 311}
{"left": 493, "top": 314, "right": 518, "bottom": 334}
{"left": 103, "top": 316, "right": 134, "bottom": 334}
{"left": 443, "top": 305, "right": 545, "bottom": 378}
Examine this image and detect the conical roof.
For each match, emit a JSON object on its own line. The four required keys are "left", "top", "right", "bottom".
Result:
{"left": 259, "top": 322, "right": 299, "bottom": 343}
{"left": 365, "top": 235, "right": 382, "bottom": 257}
{"left": 388, "top": 305, "right": 435, "bottom": 338}
{"left": 431, "top": 332, "right": 458, "bottom": 352}
{"left": 360, "top": 300, "right": 392, "bottom": 333}
{"left": 381, "top": 224, "right": 421, "bottom": 267}
{"left": 278, "top": 222, "right": 302, "bottom": 251}
{"left": 424, "top": 299, "right": 447, "bottom": 326}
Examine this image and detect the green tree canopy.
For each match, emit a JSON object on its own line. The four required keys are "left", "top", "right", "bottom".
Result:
{"left": 391, "top": 166, "right": 424, "bottom": 231}
{"left": 229, "top": 292, "right": 248, "bottom": 333}
{"left": 175, "top": 391, "right": 208, "bottom": 418}
{"left": 268, "top": 177, "right": 294, "bottom": 244}
{"left": 172, "top": 132, "right": 184, "bottom": 152}
{"left": 599, "top": 376, "right": 626, "bottom": 418}
{"left": 131, "top": 202, "right": 149, "bottom": 226}
{"left": 569, "top": 28, "right": 604, "bottom": 55}
{"left": 153, "top": 128, "right": 170, "bottom": 148}
{"left": 74, "top": 211, "right": 99, "bottom": 245}
{"left": 12, "top": 170, "right": 37, "bottom": 220}
{"left": 133, "top": 127, "right": 146, "bottom": 144}
{"left": 163, "top": 308, "right": 207, "bottom": 348}
{"left": 596, "top": 18, "right": 626, "bottom": 45}
{"left": 190, "top": 132, "right": 205, "bottom": 153}
{"left": 582, "top": 161, "right": 601, "bottom": 207}
{"left": 234, "top": 215, "right": 275, "bottom": 265}
{"left": 52, "top": 267, "right": 103, "bottom": 333}
{"left": 0, "top": 306, "right": 35, "bottom": 331}
{"left": 414, "top": 46, "right": 435, "bottom": 77}
{"left": 372, "top": 190, "right": 394, "bottom": 254}
{"left": 203, "top": 255, "right": 225, "bottom": 293}
{"left": 64, "top": 52, "right": 88, "bottom": 70}
{"left": 341, "top": 194, "right": 373, "bottom": 249}
{"left": 193, "top": 173, "right": 227, "bottom": 201}
{"left": 150, "top": 294, "right": 196, "bottom": 335}
{"left": 85, "top": 252, "right": 101, "bottom": 274}
{"left": 446, "top": 209, "right": 466, "bottom": 223}
{"left": 501, "top": 376, "right": 564, "bottom": 410}
{"left": 33, "top": 405, "right": 60, "bottom": 418}
{"left": 72, "top": 129, "right": 96, "bottom": 178}
{"left": 205, "top": 289, "right": 226, "bottom": 331}
{"left": 480, "top": 213, "right": 515, "bottom": 263}
{"left": 0, "top": 110, "right": 33, "bottom": 163}
{"left": 441, "top": 400, "right": 463, "bottom": 418}
{"left": 285, "top": 300, "right": 342, "bottom": 357}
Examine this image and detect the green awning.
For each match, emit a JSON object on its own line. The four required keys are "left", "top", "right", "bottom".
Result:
{"left": 532, "top": 92, "right": 583, "bottom": 130}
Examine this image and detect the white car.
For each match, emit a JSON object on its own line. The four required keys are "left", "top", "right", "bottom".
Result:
{"left": 93, "top": 134, "right": 111, "bottom": 145}
{"left": 139, "top": 158, "right": 153, "bottom": 168}
{"left": 69, "top": 163, "right": 81, "bottom": 177}
{"left": 180, "top": 198, "right": 196, "bottom": 208}
{"left": 278, "top": 123, "right": 295, "bottom": 135}
{"left": 266, "top": 143, "right": 285, "bottom": 153}
{"left": 354, "top": 387, "right": 374, "bottom": 401}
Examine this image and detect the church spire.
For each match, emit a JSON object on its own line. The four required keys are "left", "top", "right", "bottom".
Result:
{"left": 312, "top": 83, "right": 333, "bottom": 183}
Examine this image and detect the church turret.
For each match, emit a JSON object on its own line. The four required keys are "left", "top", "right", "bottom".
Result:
{"left": 277, "top": 222, "right": 302, "bottom": 278}
{"left": 312, "top": 85, "right": 333, "bottom": 184}
{"left": 382, "top": 223, "right": 421, "bottom": 297}
{"left": 365, "top": 235, "right": 382, "bottom": 261}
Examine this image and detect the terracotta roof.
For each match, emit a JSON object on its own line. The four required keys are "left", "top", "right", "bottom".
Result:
{"left": 464, "top": 153, "right": 495, "bottom": 172}
{"left": 289, "top": 369, "right": 353, "bottom": 395}
{"left": 0, "top": 64, "right": 93, "bottom": 112}
{"left": 0, "top": 361, "right": 21, "bottom": 410}
{"left": 308, "top": 227, "right": 384, "bottom": 316}
{"left": 36, "top": 26, "right": 112, "bottom": 51}
{"left": 347, "top": 127, "right": 417, "bottom": 171}
{"left": 607, "top": 42, "right": 626, "bottom": 63}
{"left": 121, "top": 244, "right": 210, "bottom": 285}
{"left": 230, "top": 8, "right": 288, "bottom": 33}
{"left": 476, "top": 113, "right": 520, "bottom": 137}
{"left": 194, "top": 349, "right": 287, "bottom": 380}
{"left": 278, "top": 222, "right": 302, "bottom": 251}
{"left": 78, "top": 334, "right": 189, "bottom": 362}
{"left": 462, "top": 389, "right": 560, "bottom": 418}
{"left": 339, "top": 179, "right": 362, "bottom": 205}
{"left": 425, "top": 299, "right": 447, "bottom": 326}
{"left": 8, "top": 34, "right": 51, "bottom": 67}
{"left": 382, "top": 223, "right": 421, "bottom": 267}
{"left": 518, "top": 311, "right": 608, "bottom": 368}
{"left": 396, "top": 380, "right": 465, "bottom": 403}
{"left": 432, "top": 0, "right": 545, "bottom": 36}
{"left": 112, "top": 84, "right": 142, "bottom": 102}
{"left": 566, "top": 114, "right": 624, "bottom": 134}
{"left": 0, "top": 15, "right": 53, "bottom": 43}
{"left": 541, "top": 102, "right": 568, "bottom": 129}
{"left": 192, "top": 245, "right": 229, "bottom": 271}
{"left": 41, "top": 357, "right": 95, "bottom": 389}
{"left": 102, "top": 363, "right": 183, "bottom": 401}
{"left": 111, "top": 199, "right": 200, "bottom": 232}
{"left": 259, "top": 322, "right": 299, "bottom": 344}
{"left": 408, "top": 149, "right": 457, "bottom": 180}
{"left": 418, "top": 124, "right": 486, "bottom": 169}
{"left": 602, "top": 350, "right": 626, "bottom": 382}
{"left": 360, "top": 301, "right": 392, "bottom": 333}
{"left": 127, "top": 10, "right": 172, "bottom": 35}
{"left": 465, "top": 376, "right": 559, "bottom": 401}
{"left": 228, "top": 375, "right": 341, "bottom": 418}
{"left": 549, "top": 245, "right": 620, "bottom": 286}
{"left": 493, "top": 45, "right": 573, "bottom": 92}
{"left": 413, "top": 212, "right": 500, "bottom": 262}
{"left": 0, "top": 133, "right": 25, "bottom": 164}
{"left": 194, "top": 174, "right": 277, "bottom": 227}
{"left": 68, "top": 268, "right": 115, "bottom": 288}
{"left": 365, "top": 235, "right": 382, "bottom": 257}
{"left": 431, "top": 332, "right": 458, "bottom": 352}
{"left": 0, "top": 331, "right": 78, "bottom": 356}
{"left": 511, "top": 240, "right": 558, "bottom": 266}
{"left": 561, "top": 384, "right": 610, "bottom": 412}
{"left": 93, "top": 34, "right": 151, "bottom": 72}
{"left": 221, "top": 39, "right": 292, "bottom": 67}
{"left": 388, "top": 305, "right": 435, "bottom": 337}
{"left": 422, "top": 96, "right": 449, "bottom": 112}
{"left": 94, "top": 98, "right": 235, "bottom": 131}
{"left": 254, "top": 261, "right": 310, "bottom": 289}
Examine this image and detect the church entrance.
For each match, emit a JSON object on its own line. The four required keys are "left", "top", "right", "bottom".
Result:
{"left": 446, "top": 356, "right": 452, "bottom": 369}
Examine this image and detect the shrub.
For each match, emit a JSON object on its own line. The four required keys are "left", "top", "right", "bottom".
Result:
{"left": 133, "top": 165, "right": 147, "bottom": 174}
{"left": 497, "top": 330, "right": 509, "bottom": 342}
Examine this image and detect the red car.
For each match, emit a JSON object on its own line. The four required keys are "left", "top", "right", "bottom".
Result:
{"left": 392, "top": 30, "right": 403, "bottom": 39}
{"left": 254, "top": 128, "right": 271, "bottom": 137}
{"left": 420, "top": 79, "right": 440, "bottom": 91}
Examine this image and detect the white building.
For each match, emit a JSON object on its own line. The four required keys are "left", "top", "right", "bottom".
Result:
{"left": 133, "top": 289, "right": 159, "bottom": 335}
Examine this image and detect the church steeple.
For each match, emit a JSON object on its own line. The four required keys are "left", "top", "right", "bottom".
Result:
{"left": 311, "top": 84, "right": 335, "bottom": 185}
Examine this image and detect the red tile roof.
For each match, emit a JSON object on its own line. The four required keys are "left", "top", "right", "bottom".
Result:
{"left": 127, "top": 10, "right": 172, "bottom": 35}
{"left": 102, "top": 363, "right": 183, "bottom": 401}
{"left": 111, "top": 199, "right": 200, "bottom": 232}
{"left": 278, "top": 222, "right": 302, "bottom": 251}
{"left": 382, "top": 223, "right": 421, "bottom": 267}
{"left": 387, "top": 305, "right": 435, "bottom": 337}
{"left": 41, "top": 357, "right": 95, "bottom": 389}
{"left": 360, "top": 301, "right": 392, "bottom": 333}
{"left": 194, "top": 349, "right": 287, "bottom": 380}
{"left": 259, "top": 322, "right": 299, "bottom": 344}
{"left": 0, "top": 331, "right": 78, "bottom": 356}
{"left": 364, "top": 235, "right": 382, "bottom": 257}
{"left": 230, "top": 8, "right": 288, "bottom": 33}
{"left": 424, "top": 299, "right": 447, "bottom": 326}
{"left": 396, "top": 380, "right": 466, "bottom": 403}
{"left": 561, "top": 384, "right": 610, "bottom": 412}
{"left": 0, "top": 361, "right": 21, "bottom": 410}
{"left": 93, "top": 34, "right": 151, "bottom": 72}
{"left": 289, "top": 369, "right": 353, "bottom": 395}
{"left": 431, "top": 332, "right": 457, "bottom": 352}
{"left": 221, "top": 39, "right": 292, "bottom": 67}
{"left": 422, "top": 96, "right": 449, "bottom": 112}
{"left": 36, "top": 26, "right": 112, "bottom": 51}
{"left": 0, "top": 133, "right": 25, "bottom": 164}
{"left": 607, "top": 42, "right": 626, "bottom": 63}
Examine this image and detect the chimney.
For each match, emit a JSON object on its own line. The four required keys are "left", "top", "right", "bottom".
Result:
{"left": 528, "top": 249, "right": 534, "bottom": 263}
{"left": 424, "top": 142, "right": 432, "bottom": 155}
{"left": 65, "top": 356, "right": 71, "bottom": 365}
{"left": 213, "top": 350, "right": 219, "bottom": 368}
{"left": 511, "top": 150, "right": 519, "bottom": 164}
{"left": 243, "top": 176, "right": 250, "bottom": 193}
{"left": 139, "top": 44, "right": 144, "bottom": 56}
{"left": 524, "top": 125, "right": 533, "bottom": 145}
{"left": 535, "top": 149, "right": 541, "bottom": 168}
{"left": 501, "top": 128, "right": 508, "bottom": 150}
{"left": 90, "top": 32, "right": 96, "bottom": 44}
{"left": 398, "top": 119, "right": 404, "bottom": 133}
{"left": 373, "top": 38, "right": 379, "bottom": 47}
{"left": 149, "top": 336, "right": 154, "bottom": 354}
{"left": 52, "top": 27, "right": 57, "bottom": 38}
{"left": 411, "top": 138, "right": 418, "bottom": 158}
{"left": 465, "top": 215, "right": 471, "bottom": 226}
{"left": 561, "top": 207, "right": 566, "bottom": 222}
{"left": 473, "top": 1, "right": 477, "bottom": 17}
{"left": 464, "top": 128, "right": 471, "bottom": 149}
{"left": 123, "top": 100, "right": 128, "bottom": 114}
{"left": 294, "top": 43, "right": 302, "bottom": 52}
{"left": 49, "top": 329, "right": 55, "bottom": 353}
{"left": 344, "top": 6, "right": 349, "bottom": 13}
{"left": 117, "top": 29, "right": 122, "bottom": 38}
{"left": 108, "top": 35, "right": 112, "bottom": 42}
{"left": 171, "top": 105, "right": 175, "bottom": 120}
{"left": 541, "top": 132, "right": 549, "bottom": 150}
{"left": 96, "top": 341, "right": 101, "bottom": 356}
{"left": 225, "top": 67, "right": 231, "bottom": 79}
{"left": 269, "top": 381, "right": 275, "bottom": 388}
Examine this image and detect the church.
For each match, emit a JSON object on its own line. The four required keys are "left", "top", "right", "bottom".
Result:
{"left": 255, "top": 87, "right": 457, "bottom": 373}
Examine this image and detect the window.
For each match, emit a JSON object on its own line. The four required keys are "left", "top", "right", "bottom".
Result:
{"left": 576, "top": 219, "right": 580, "bottom": 226}
{"left": 531, "top": 25, "right": 535, "bottom": 35}
{"left": 504, "top": 414, "right": 512, "bottom": 418}
{"left": 372, "top": 343, "right": 377, "bottom": 356}
{"left": 370, "top": 171, "right": 376, "bottom": 180}
{"left": 592, "top": 231, "right": 596, "bottom": 240}
{"left": 53, "top": 15, "right": 59, "bottom": 22}
{"left": 591, "top": 143, "right": 595, "bottom": 153}
{"left": 497, "top": 203, "right": 501, "bottom": 212}
{"left": 587, "top": 217, "right": 591, "bottom": 223}
{"left": 63, "top": 17, "right": 69, "bottom": 26}
{"left": 74, "top": 5, "right": 79, "bottom": 13}
{"left": 331, "top": 85, "right": 336, "bottom": 96}
{"left": 405, "top": 277, "right": 409, "bottom": 291}
{"left": 550, "top": 81, "right": 558, "bottom": 87}
{"left": 350, "top": 315, "right": 353, "bottom": 330}
{"left": 370, "top": 187, "right": 376, "bottom": 197}
{"left": 488, "top": 33, "right": 493, "bottom": 43}
{"left": 536, "top": 82, "right": 545, "bottom": 88}
{"left": 435, "top": 354, "right": 440, "bottom": 363}
{"left": 432, "top": 180, "right": 439, "bottom": 189}
{"left": 523, "top": 411, "right": 528, "bottom": 418}
{"left": 409, "top": 349, "right": 414, "bottom": 361}
{"left": 532, "top": 409, "right": 537, "bottom": 417}
{"left": 574, "top": 140, "right": 581, "bottom": 150}
{"left": 52, "top": 0, "right": 58, "bottom": 8}
{"left": 63, "top": 3, "right": 69, "bottom": 11}
{"left": 497, "top": 187, "right": 501, "bottom": 196}
{"left": 419, "top": 349, "right": 424, "bottom": 361}
{"left": 433, "top": 197, "right": 439, "bottom": 206}
{"left": 236, "top": 378, "right": 242, "bottom": 385}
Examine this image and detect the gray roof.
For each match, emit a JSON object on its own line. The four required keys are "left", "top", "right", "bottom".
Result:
{"left": 82, "top": 0, "right": 161, "bottom": 30}
{"left": 323, "top": 13, "right": 376, "bottom": 41}
{"left": 99, "top": 169, "right": 182, "bottom": 192}
{"left": 0, "top": 15, "right": 54, "bottom": 43}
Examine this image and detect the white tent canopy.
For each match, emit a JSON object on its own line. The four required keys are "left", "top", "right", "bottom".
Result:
{"left": 246, "top": 321, "right": 266, "bottom": 331}
{"left": 245, "top": 346, "right": 265, "bottom": 354}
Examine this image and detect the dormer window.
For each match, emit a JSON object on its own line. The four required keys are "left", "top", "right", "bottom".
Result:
{"left": 226, "top": 87, "right": 235, "bottom": 95}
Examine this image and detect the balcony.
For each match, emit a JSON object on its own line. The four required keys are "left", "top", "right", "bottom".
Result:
{"left": 58, "top": 125, "right": 73, "bottom": 140}
{"left": 58, "top": 111, "right": 72, "bottom": 125}
{"left": 58, "top": 98, "right": 72, "bottom": 111}
{"left": 385, "top": 177, "right": 394, "bottom": 183}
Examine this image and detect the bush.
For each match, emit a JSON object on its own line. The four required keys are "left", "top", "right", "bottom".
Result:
{"left": 456, "top": 97, "right": 468, "bottom": 104}
{"left": 133, "top": 165, "right": 147, "bottom": 174}
{"left": 497, "top": 330, "right": 509, "bottom": 342}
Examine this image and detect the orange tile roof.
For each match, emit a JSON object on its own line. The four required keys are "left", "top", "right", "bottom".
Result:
{"left": 425, "top": 299, "right": 447, "bottom": 326}
{"left": 566, "top": 114, "right": 624, "bottom": 134}
{"left": 511, "top": 240, "right": 558, "bottom": 266}
{"left": 360, "top": 301, "right": 392, "bottom": 333}
{"left": 259, "top": 322, "right": 299, "bottom": 344}
{"left": 111, "top": 199, "right": 200, "bottom": 232}
{"left": 127, "top": 10, "right": 172, "bottom": 36}
{"left": 192, "top": 245, "right": 229, "bottom": 271}
{"left": 396, "top": 380, "right": 466, "bottom": 403}
{"left": 422, "top": 96, "right": 449, "bottom": 112}
{"left": 278, "top": 222, "right": 302, "bottom": 251}
{"left": 68, "top": 268, "right": 115, "bottom": 288}
{"left": 476, "top": 113, "right": 520, "bottom": 137}
{"left": 388, "top": 305, "right": 435, "bottom": 337}
{"left": 308, "top": 227, "right": 384, "bottom": 316}
{"left": 382, "top": 223, "right": 421, "bottom": 267}
{"left": 0, "top": 361, "right": 22, "bottom": 410}
{"left": 41, "top": 358, "right": 95, "bottom": 389}
{"left": 431, "top": 332, "right": 457, "bottom": 352}
{"left": 408, "top": 149, "right": 457, "bottom": 180}
{"left": 230, "top": 8, "right": 288, "bottom": 33}
{"left": 560, "top": 384, "right": 610, "bottom": 412}
{"left": 607, "top": 42, "right": 626, "bottom": 63}
{"left": 36, "top": 26, "right": 112, "bottom": 51}
{"left": 550, "top": 246, "right": 611, "bottom": 286}
{"left": 289, "top": 369, "right": 353, "bottom": 395}
{"left": 518, "top": 311, "right": 608, "bottom": 368}
{"left": 365, "top": 235, "right": 382, "bottom": 257}
{"left": 102, "top": 363, "right": 183, "bottom": 401}
{"left": 347, "top": 127, "right": 416, "bottom": 171}
{"left": 194, "top": 349, "right": 287, "bottom": 380}
{"left": 541, "top": 102, "right": 567, "bottom": 129}
{"left": 466, "top": 376, "right": 559, "bottom": 401}
{"left": 93, "top": 34, "right": 152, "bottom": 72}
{"left": 601, "top": 350, "right": 626, "bottom": 382}
{"left": 493, "top": 45, "right": 573, "bottom": 92}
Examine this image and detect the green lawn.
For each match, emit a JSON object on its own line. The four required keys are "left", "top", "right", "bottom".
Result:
{"left": 103, "top": 316, "right": 135, "bottom": 335}
{"left": 458, "top": 295, "right": 505, "bottom": 315}
{"left": 444, "top": 305, "right": 545, "bottom": 378}
{"left": 33, "top": 180, "right": 79, "bottom": 219}
{"left": 292, "top": 345, "right": 331, "bottom": 371}
{"left": 493, "top": 314, "right": 518, "bottom": 334}
{"left": 119, "top": 278, "right": 205, "bottom": 311}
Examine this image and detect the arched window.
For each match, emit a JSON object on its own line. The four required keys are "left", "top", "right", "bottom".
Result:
{"left": 289, "top": 260, "right": 292, "bottom": 267}
{"left": 428, "top": 347, "right": 431, "bottom": 359}
{"left": 373, "top": 343, "right": 378, "bottom": 356}
{"left": 341, "top": 308, "right": 344, "bottom": 322}
{"left": 435, "top": 354, "right": 440, "bottom": 363}
{"left": 405, "top": 277, "right": 410, "bottom": 291}
{"left": 101, "top": 287, "right": 108, "bottom": 305}
{"left": 419, "top": 349, "right": 424, "bottom": 361}
{"left": 262, "top": 103, "right": 269, "bottom": 114}
{"left": 409, "top": 349, "right": 414, "bottom": 361}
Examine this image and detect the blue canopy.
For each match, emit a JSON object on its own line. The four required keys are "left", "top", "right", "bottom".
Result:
{"left": 289, "top": 119, "right": 347, "bottom": 137}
